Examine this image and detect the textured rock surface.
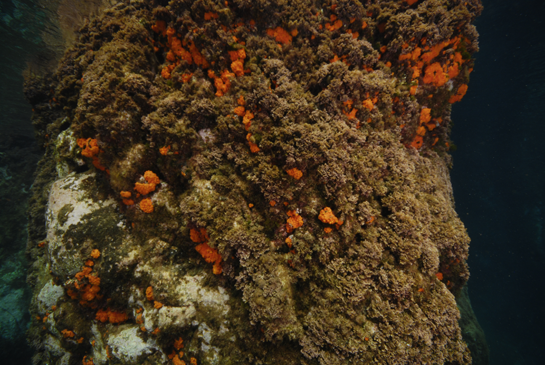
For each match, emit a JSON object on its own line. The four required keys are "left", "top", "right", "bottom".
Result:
{"left": 24, "top": 0, "right": 487, "bottom": 364}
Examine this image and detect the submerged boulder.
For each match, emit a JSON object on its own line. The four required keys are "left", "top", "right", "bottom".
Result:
{"left": 25, "top": 0, "right": 487, "bottom": 364}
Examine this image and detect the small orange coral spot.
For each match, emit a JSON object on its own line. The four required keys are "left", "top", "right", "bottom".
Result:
{"left": 286, "top": 211, "right": 303, "bottom": 232}
{"left": 204, "top": 12, "right": 219, "bottom": 20}
{"left": 319, "top": 207, "right": 340, "bottom": 225}
{"left": 120, "top": 191, "right": 131, "bottom": 198}
{"left": 140, "top": 198, "right": 154, "bottom": 213}
{"left": 190, "top": 228, "right": 209, "bottom": 243}
{"left": 61, "top": 329, "right": 75, "bottom": 338}
{"left": 285, "top": 236, "right": 293, "bottom": 248}
{"left": 436, "top": 272, "right": 444, "bottom": 281}
{"left": 410, "top": 135, "right": 423, "bottom": 149}
{"left": 190, "top": 357, "right": 198, "bottom": 365}
{"left": 173, "top": 355, "right": 185, "bottom": 365}
{"left": 195, "top": 242, "right": 223, "bottom": 275}
{"left": 246, "top": 133, "right": 260, "bottom": 153}
{"left": 135, "top": 183, "right": 156, "bottom": 196}
{"left": 154, "top": 301, "right": 163, "bottom": 309}
{"left": 91, "top": 249, "right": 100, "bottom": 259}
{"left": 266, "top": 27, "right": 292, "bottom": 44}
{"left": 420, "top": 108, "right": 432, "bottom": 124}
{"left": 249, "top": 203, "right": 254, "bottom": 208}
{"left": 324, "top": 227, "right": 333, "bottom": 233}
{"left": 242, "top": 110, "right": 254, "bottom": 131}
{"left": 174, "top": 337, "right": 184, "bottom": 350}
{"left": 82, "top": 355, "right": 94, "bottom": 365}
{"left": 231, "top": 59, "right": 245, "bottom": 77}
{"left": 286, "top": 168, "right": 303, "bottom": 180}
{"left": 77, "top": 337, "right": 84, "bottom": 343}
{"left": 146, "top": 286, "right": 154, "bottom": 301}
{"left": 159, "top": 145, "right": 171, "bottom": 155}
{"left": 418, "top": 288, "right": 425, "bottom": 292}
{"left": 144, "top": 171, "right": 160, "bottom": 185}
{"left": 234, "top": 106, "right": 245, "bottom": 116}
{"left": 269, "top": 200, "right": 276, "bottom": 206}
{"left": 123, "top": 199, "right": 135, "bottom": 206}
{"left": 362, "top": 99, "right": 374, "bottom": 111}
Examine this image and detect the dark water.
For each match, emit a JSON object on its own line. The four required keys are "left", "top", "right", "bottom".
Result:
{"left": 1, "top": 0, "right": 544, "bottom": 364}
{"left": 451, "top": 0, "right": 545, "bottom": 364}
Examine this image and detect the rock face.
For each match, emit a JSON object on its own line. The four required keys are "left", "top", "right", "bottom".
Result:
{"left": 25, "top": 0, "right": 487, "bottom": 364}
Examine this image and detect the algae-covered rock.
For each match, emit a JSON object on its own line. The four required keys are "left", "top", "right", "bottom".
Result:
{"left": 25, "top": 0, "right": 486, "bottom": 364}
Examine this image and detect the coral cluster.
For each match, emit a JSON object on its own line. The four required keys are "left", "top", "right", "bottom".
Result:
{"left": 24, "top": 0, "right": 484, "bottom": 364}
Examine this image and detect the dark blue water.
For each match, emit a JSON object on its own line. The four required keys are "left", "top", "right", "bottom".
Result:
{"left": 451, "top": 0, "right": 545, "bottom": 364}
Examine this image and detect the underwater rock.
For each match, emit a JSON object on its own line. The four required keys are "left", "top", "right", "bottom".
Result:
{"left": 25, "top": 0, "right": 486, "bottom": 364}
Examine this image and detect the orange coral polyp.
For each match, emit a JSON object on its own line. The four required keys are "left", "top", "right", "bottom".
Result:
{"left": 80, "top": 138, "right": 100, "bottom": 158}
{"left": 195, "top": 242, "right": 223, "bottom": 275}
{"left": 140, "top": 198, "right": 154, "bottom": 213}
{"left": 242, "top": 110, "right": 254, "bottom": 130}
{"left": 91, "top": 249, "right": 100, "bottom": 259}
{"left": 144, "top": 171, "right": 160, "bottom": 185}
{"left": 146, "top": 286, "right": 154, "bottom": 301}
{"left": 319, "top": 207, "right": 340, "bottom": 225}
{"left": 234, "top": 106, "right": 245, "bottom": 116}
{"left": 420, "top": 108, "right": 432, "bottom": 124}
{"left": 286, "top": 168, "right": 303, "bottom": 180}
{"left": 120, "top": 191, "right": 131, "bottom": 198}
{"left": 286, "top": 212, "right": 303, "bottom": 230}
{"left": 266, "top": 27, "right": 293, "bottom": 44}
{"left": 362, "top": 99, "right": 374, "bottom": 111}
{"left": 190, "top": 228, "right": 209, "bottom": 243}
{"left": 135, "top": 183, "right": 156, "bottom": 196}
{"left": 231, "top": 59, "right": 245, "bottom": 76}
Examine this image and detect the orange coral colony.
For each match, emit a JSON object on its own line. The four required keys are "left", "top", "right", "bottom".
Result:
{"left": 190, "top": 228, "right": 209, "bottom": 243}
{"left": 146, "top": 286, "right": 154, "bottom": 301}
{"left": 77, "top": 138, "right": 107, "bottom": 171}
{"left": 140, "top": 198, "right": 154, "bottom": 213}
{"left": 286, "top": 210, "right": 303, "bottom": 233}
{"left": 91, "top": 249, "right": 100, "bottom": 259}
{"left": 134, "top": 171, "right": 160, "bottom": 196}
{"left": 318, "top": 207, "right": 342, "bottom": 226}
{"left": 190, "top": 228, "right": 222, "bottom": 274}
{"left": 423, "top": 62, "right": 448, "bottom": 87}
{"left": 449, "top": 84, "right": 468, "bottom": 103}
{"left": 195, "top": 242, "right": 223, "bottom": 275}
{"left": 266, "top": 27, "right": 293, "bottom": 44}
{"left": 246, "top": 133, "right": 260, "bottom": 153}
{"left": 286, "top": 168, "right": 303, "bottom": 180}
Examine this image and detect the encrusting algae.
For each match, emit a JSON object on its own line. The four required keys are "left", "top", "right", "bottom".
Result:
{"left": 23, "top": 0, "right": 487, "bottom": 364}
